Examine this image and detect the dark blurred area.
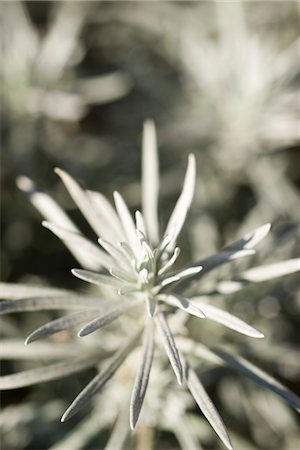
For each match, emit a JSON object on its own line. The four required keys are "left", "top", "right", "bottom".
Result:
{"left": 1, "top": 2, "right": 299, "bottom": 449}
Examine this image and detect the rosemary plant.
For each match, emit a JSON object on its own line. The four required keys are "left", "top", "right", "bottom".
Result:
{"left": 1, "top": 121, "right": 299, "bottom": 449}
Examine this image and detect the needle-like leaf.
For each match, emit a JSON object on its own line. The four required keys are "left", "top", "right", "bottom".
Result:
{"left": 164, "top": 154, "right": 196, "bottom": 249}
{"left": 0, "top": 295, "right": 101, "bottom": 315}
{"left": 160, "top": 294, "right": 205, "bottom": 319}
{"left": 240, "top": 258, "right": 300, "bottom": 282}
{"left": 78, "top": 300, "right": 141, "bottom": 337}
{"left": 0, "top": 352, "right": 108, "bottom": 389}
{"left": 185, "top": 363, "right": 233, "bottom": 450}
{"left": 130, "top": 321, "right": 154, "bottom": 429}
{"left": 194, "top": 302, "right": 264, "bottom": 338}
{"left": 25, "top": 310, "right": 101, "bottom": 344}
{"left": 155, "top": 313, "right": 183, "bottom": 385}
{"left": 72, "top": 269, "right": 121, "bottom": 287}
{"left": 0, "top": 282, "right": 70, "bottom": 300}
{"left": 113, "top": 191, "right": 142, "bottom": 258}
{"left": 142, "top": 119, "right": 160, "bottom": 245}
{"left": 61, "top": 328, "right": 141, "bottom": 422}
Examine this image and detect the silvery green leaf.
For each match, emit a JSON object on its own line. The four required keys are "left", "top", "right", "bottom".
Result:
{"left": 98, "top": 238, "right": 129, "bottom": 268}
{"left": 212, "top": 349, "right": 300, "bottom": 412}
{"left": 0, "top": 295, "right": 101, "bottom": 315}
{"left": 142, "top": 119, "right": 160, "bottom": 245}
{"left": 158, "top": 247, "right": 181, "bottom": 276}
{"left": 16, "top": 176, "right": 95, "bottom": 269}
{"left": 155, "top": 312, "right": 183, "bottom": 385}
{"left": 0, "top": 352, "right": 108, "bottom": 389}
{"left": 55, "top": 168, "right": 111, "bottom": 239}
{"left": 0, "top": 282, "right": 70, "bottom": 300}
{"left": 225, "top": 223, "right": 271, "bottom": 251}
{"left": 240, "top": 258, "right": 300, "bottom": 282}
{"left": 61, "top": 328, "right": 141, "bottom": 422}
{"left": 130, "top": 321, "right": 154, "bottom": 429}
{"left": 0, "top": 340, "right": 85, "bottom": 360}
{"left": 113, "top": 191, "right": 143, "bottom": 258}
{"left": 160, "top": 294, "right": 205, "bottom": 319}
{"left": 43, "top": 221, "right": 113, "bottom": 270}
{"left": 185, "top": 364, "right": 233, "bottom": 450}
{"left": 87, "top": 190, "right": 124, "bottom": 242}
{"left": 194, "top": 302, "right": 264, "bottom": 338}
{"left": 78, "top": 300, "right": 141, "bottom": 337}
{"left": 25, "top": 309, "right": 101, "bottom": 344}
{"left": 104, "top": 405, "right": 130, "bottom": 450}
{"left": 160, "top": 266, "right": 202, "bottom": 289}
{"left": 214, "top": 281, "right": 244, "bottom": 295}
{"left": 164, "top": 154, "right": 196, "bottom": 249}
{"left": 72, "top": 268, "right": 121, "bottom": 287}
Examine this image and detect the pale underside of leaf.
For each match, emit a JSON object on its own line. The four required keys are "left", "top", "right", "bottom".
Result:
{"left": 0, "top": 352, "right": 108, "bottom": 390}
{"left": 130, "top": 320, "right": 154, "bottom": 429}
{"left": 72, "top": 269, "right": 121, "bottom": 287}
{"left": 142, "top": 119, "right": 160, "bottom": 245}
{"left": 113, "top": 191, "right": 142, "bottom": 258}
{"left": 160, "top": 294, "right": 205, "bottom": 319}
{"left": 154, "top": 312, "right": 183, "bottom": 385}
{"left": 191, "top": 301, "right": 264, "bottom": 338}
{"left": 185, "top": 363, "right": 233, "bottom": 450}
{"left": 25, "top": 309, "right": 101, "bottom": 344}
{"left": 159, "top": 266, "right": 202, "bottom": 290}
{"left": 0, "top": 295, "right": 101, "bottom": 315}
{"left": 164, "top": 154, "right": 196, "bottom": 250}
{"left": 61, "top": 328, "right": 141, "bottom": 422}
{"left": 225, "top": 223, "right": 271, "bottom": 251}
{"left": 16, "top": 176, "right": 95, "bottom": 269}
{"left": 78, "top": 300, "right": 141, "bottom": 337}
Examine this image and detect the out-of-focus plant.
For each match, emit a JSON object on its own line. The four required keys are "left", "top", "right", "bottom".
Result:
{"left": 1, "top": 122, "right": 299, "bottom": 450}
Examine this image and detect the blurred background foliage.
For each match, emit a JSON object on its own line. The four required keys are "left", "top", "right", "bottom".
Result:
{"left": 1, "top": 1, "right": 299, "bottom": 449}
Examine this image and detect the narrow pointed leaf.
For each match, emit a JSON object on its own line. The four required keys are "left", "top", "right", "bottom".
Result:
{"left": 72, "top": 269, "right": 121, "bottom": 287}
{"left": 113, "top": 191, "right": 142, "bottom": 258}
{"left": 16, "top": 176, "right": 95, "bottom": 269}
{"left": 212, "top": 349, "right": 300, "bottom": 412}
{"left": 186, "top": 364, "right": 233, "bottom": 450}
{"left": 110, "top": 267, "right": 137, "bottom": 284}
{"left": 158, "top": 247, "right": 181, "bottom": 276}
{"left": 160, "top": 295, "right": 205, "bottom": 319}
{"left": 0, "top": 295, "right": 101, "bottom": 315}
{"left": 61, "top": 328, "right": 141, "bottom": 422}
{"left": 142, "top": 119, "right": 159, "bottom": 245}
{"left": 164, "top": 154, "right": 196, "bottom": 248}
{"left": 195, "top": 302, "right": 264, "bottom": 338}
{"left": 43, "top": 221, "right": 113, "bottom": 269}
{"left": 225, "top": 223, "right": 271, "bottom": 252}
{"left": 155, "top": 313, "right": 183, "bottom": 385}
{"left": 98, "top": 238, "right": 129, "bottom": 268}
{"left": 130, "top": 321, "right": 154, "bottom": 429}
{"left": 135, "top": 210, "right": 147, "bottom": 237}
{"left": 240, "top": 258, "right": 300, "bottom": 282}
{"left": 78, "top": 300, "right": 141, "bottom": 337}
{"left": 25, "top": 310, "right": 101, "bottom": 344}
{"left": 104, "top": 405, "right": 131, "bottom": 450}
{"left": 55, "top": 168, "right": 110, "bottom": 239}
{"left": 160, "top": 266, "right": 202, "bottom": 289}
{"left": 0, "top": 282, "right": 70, "bottom": 300}
{"left": 0, "top": 353, "right": 108, "bottom": 389}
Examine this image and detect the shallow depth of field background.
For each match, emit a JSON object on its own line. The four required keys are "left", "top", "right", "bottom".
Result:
{"left": 1, "top": 2, "right": 300, "bottom": 449}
